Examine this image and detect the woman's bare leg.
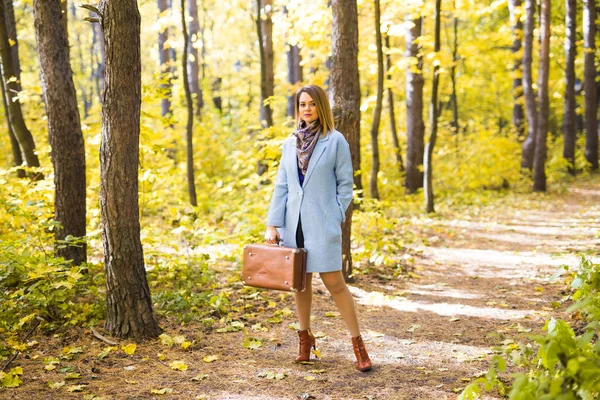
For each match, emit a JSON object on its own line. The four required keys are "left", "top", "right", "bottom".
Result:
{"left": 294, "top": 273, "right": 313, "bottom": 330}
{"left": 320, "top": 271, "right": 360, "bottom": 337}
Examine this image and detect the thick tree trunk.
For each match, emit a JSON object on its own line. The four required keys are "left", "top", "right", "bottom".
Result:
{"left": 583, "top": 0, "right": 598, "bottom": 169}
{"left": 34, "top": 0, "right": 87, "bottom": 266}
{"left": 158, "top": 0, "right": 172, "bottom": 118}
{"left": 424, "top": 0, "right": 442, "bottom": 213}
{"left": 0, "top": 0, "right": 42, "bottom": 178}
{"left": 330, "top": 0, "right": 360, "bottom": 280}
{"left": 533, "top": 0, "right": 550, "bottom": 191}
{"left": 508, "top": 0, "right": 525, "bottom": 138}
{"left": 181, "top": 0, "right": 197, "bottom": 206}
{"left": 385, "top": 34, "right": 404, "bottom": 173}
{"left": 257, "top": 0, "right": 273, "bottom": 127}
{"left": 286, "top": 44, "right": 302, "bottom": 118}
{"left": 98, "top": 0, "right": 161, "bottom": 340}
{"left": 521, "top": 0, "right": 537, "bottom": 170}
{"left": 369, "top": 0, "right": 383, "bottom": 200}
{"left": 563, "top": 0, "right": 576, "bottom": 174}
{"left": 187, "top": 0, "right": 203, "bottom": 116}
{"left": 405, "top": 15, "right": 425, "bottom": 193}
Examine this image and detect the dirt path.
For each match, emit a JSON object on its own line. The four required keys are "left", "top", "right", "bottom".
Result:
{"left": 5, "top": 184, "right": 600, "bottom": 400}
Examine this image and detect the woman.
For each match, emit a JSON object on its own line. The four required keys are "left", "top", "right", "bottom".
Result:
{"left": 264, "top": 85, "right": 372, "bottom": 372}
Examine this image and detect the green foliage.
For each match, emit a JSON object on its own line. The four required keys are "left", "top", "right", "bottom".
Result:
{"left": 460, "top": 256, "right": 600, "bottom": 399}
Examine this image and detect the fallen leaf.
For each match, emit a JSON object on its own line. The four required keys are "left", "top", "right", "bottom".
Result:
{"left": 67, "top": 384, "right": 86, "bottom": 392}
{"left": 125, "top": 380, "right": 138, "bottom": 384}
{"left": 203, "top": 355, "right": 218, "bottom": 363}
{"left": 121, "top": 343, "right": 137, "bottom": 355}
{"left": 123, "top": 365, "right": 136, "bottom": 371}
{"left": 304, "top": 375, "right": 316, "bottom": 381}
{"left": 151, "top": 387, "right": 173, "bottom": 395}
{"left": 407, "top": 324, "right": 421, "bottom": 333}
{"left": 157, "top": 353, "right": 166, "bottom": 361}
{"left": 64, "top": 372, "right": 82, "bottom": 380}
{"left": 181, "top": 341, "right": 192, "bottom": 350}
{"left": 311, "top": 348, "right": 321, "bottom": 359}
{"left": 159, "top": 334, "right": 174, "bottom": 346}
{"left": 266, "top": 317, "right": 283, "bottom": 324}
{"left": 324, "top": 311, "right": 340, "bottom": 318}
{"left": 243, "top": 337, "right": 263, "bottom": 350}
{"left": 449, "top": 317, "right": 460, "bottom": 322}
{"left": 169, "top": 360, "right": 188, "bottom": 371}
{"left": 48, "top": 381, "right": 65, "bottom": 389}
{"left": 191, "top": 374, "right": 209, "bottom": 382}
{"left": 44, "top": 364, "right": 56, "bottom": 371}
{"left": 308, "top": 369, "right": 326, "bottom": 374}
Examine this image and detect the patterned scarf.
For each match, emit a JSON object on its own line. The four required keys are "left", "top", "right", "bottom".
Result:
{"left": 294, "top": 119, "right": 322, "bottom": 176}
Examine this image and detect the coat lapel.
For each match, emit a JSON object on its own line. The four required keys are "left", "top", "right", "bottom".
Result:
{"left": 301, "top": 133, "right": 330, "bottom": 188}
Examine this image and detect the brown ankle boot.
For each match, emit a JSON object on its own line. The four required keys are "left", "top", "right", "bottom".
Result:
{"left": 295, "top": 330, "right": 316, "bottom": 362}
{"left": 352, "top": 335, "right": 372, "bottom": 371}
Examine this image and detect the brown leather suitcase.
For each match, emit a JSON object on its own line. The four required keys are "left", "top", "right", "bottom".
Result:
{"left": 242, "top": 244, "right": 307, "bottom": 292}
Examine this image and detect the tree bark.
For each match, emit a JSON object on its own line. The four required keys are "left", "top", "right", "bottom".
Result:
{"left": 521, "top": 0, "right": 537, "bottom": 170}
{"left": 158, "top": 0, "right": 172, "bottom": 118}
{"left": 449, "top": 6, "right": 459, "bottom": 132}
{"left": 405, "top": 15, "right": 425, "bottom": 193}
{"left": 34, "top": 0, "right": 87, "bottom": 266}
{"left": 5, "top": 0, "right": 21, "bottom": 86}
{"left": 330, "top": 0, "right": 360, "bottom": 280}
{"left": 181, "top": 0, "right": 197, "bottom": 206}
{"left": 187, "top": 0, "right": 203, "bottom": 116}
{"left": 98, "top": 0, "right": 161, "bottom": 340}
{"left": 369, "top": 0, "right": 383, "bottom": 200}
{"left": 0, "top": 0, "right": 42, "bottom": 178}
{"left": 257, "top": 0, "right": 273, "bottom": 127}
{"left": 583, "top": 0, "right": 598, "bottom": 169}
{"left": 93, "top": 22, "right": 105, "bottom": 100}
{"left": 385, "top": 34, "right": 404, "bottom": 173}
{"left": 533, "top": 0, "right": 550, "bottom": 191}
{"left": 508, "top": 0, "right": 525, "bottom": 138}
{"left": 563, "top": 0, "right": 576, "bottom": 174}
{"left": 286, "top": 44, "right": 302, "bottom": 118}
{"left": 424, "top": 0, "right": 441, "bottom": 213}
{"left": 1, "top": 74, "right": 24, "bottom": 177}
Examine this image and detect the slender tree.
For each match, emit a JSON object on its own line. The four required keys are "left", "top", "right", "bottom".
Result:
{"left": 330, "top": 0, "right": 360, "bottom": 280}
{"left": 0, "top": 0, "right": 42, "bottom": 178}
{"left": 256, "top": 0, "right": 274, "bottom": 127}
{"left": 369, "top": 0, "right": 384, "bottom": 200}
{"left": 405, "top": 14, "right": 425, "bottom": 193}
{"left": 508, "top": 0, "right": 524, "bottom": 138}
{"left": 34, "top": 0, "right": 87, "bottom": 266}
{"left": 385, "top": 34, "right": 404, "bottom": 172}
{"left": 188, "top": 0, "right": 203, "bottom": 116}
{"left": 533, "top": 0, "right": 550, "bottom": 191}
{"left": 583, "top": 0, "right": 597, "bottom": 169}
{"left": 448, "top": 2, "right": 459, "bottom": 132}
{"left": 424, "top": 0, "right": 442, "bottom": 213}
{"left": 181, "top": 0, "right": 198, "bottom": 206}
{"left": 521, "top": 0, "right": 537, "bottom": 170}
{"left": 563, "top": 0, "right": 576, "bottom": 174}
{"left": 158, "top": 0, "right": 172, "bottom": 118}
{"left": 97, "top": 0, "right": 161, "bottom": 339}
{"left": 286, "top": 43, "right": 302, "bottom": 118}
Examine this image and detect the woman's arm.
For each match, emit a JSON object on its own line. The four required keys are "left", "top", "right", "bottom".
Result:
{"left": 334, "top": 136, "right": 353, "bottom": 223}
{"left": 266, "top": 142, "right": 288, "bottom": 229}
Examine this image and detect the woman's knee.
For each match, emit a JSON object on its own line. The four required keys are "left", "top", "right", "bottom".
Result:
{"left": 320, "top": 271, "right": 347, "bottom": 295}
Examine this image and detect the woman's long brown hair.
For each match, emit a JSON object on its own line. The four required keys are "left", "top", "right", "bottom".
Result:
{"left": 295, "top": 85, "right": 335, "bottom": 135}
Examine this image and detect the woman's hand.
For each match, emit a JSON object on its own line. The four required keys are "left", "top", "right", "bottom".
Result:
{"left": 264, "top": 226, "right": 281, "bottom": 245}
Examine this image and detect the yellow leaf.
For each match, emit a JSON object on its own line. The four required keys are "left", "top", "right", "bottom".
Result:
{"left": 157, "top": 353, "right": 166, "bottom": 361}
{"left": 8, "top": 39, "right": 15, "bottom": 46}
{"left": 304, "top": 375, "right": 316, "bottom": 381}
{"left": 203, "top": 355, "right": 218, "bottom": 363}
{"left": 169, "top": 360, "right": 188, "bottom": 371}
{"left": 45, "top": 365, "right": 56, "bottom": 371}
{"left": 311, "top": 348, "right": 321, "bottom": 359}
{"left": 48, "top": 381, "right": 65, "bottom": 389}
{"left": 121, "top": 343, "right": 137, "bottom": 355}
{"left": 191, "top": 373, "right": 209, "bottom": 382}
{"left": 125, "top": 380, "right": 138, "bottom": 384}
{"left": 181, "top": 341, "right": 192, "bottom": 350}
{"left": 67, "top": 384, "right": 86, "bottom": 392}
{"left": 151, "top": 388, "right": 173, "bottom": 395}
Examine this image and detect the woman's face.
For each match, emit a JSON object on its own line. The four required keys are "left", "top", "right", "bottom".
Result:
{"left": 298, "top": 92, "right": 319, "bottom": 124}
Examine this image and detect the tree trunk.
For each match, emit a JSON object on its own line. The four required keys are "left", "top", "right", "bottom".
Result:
{"left": 533, "top": 0, "right": 550, "bottom": 191}
{"left": 449, "top": 7, "right": 459, "bottom": 132}
{"left": 508, "top": 0, "right": 525, "bottom": 138}
{"left": 187, "top": 0, "right": 203, "bottom": 116}
{"left": 5, "top": 0, "right": 21, "bottom": 86}
{"left": 385, "top": 34, "right": 404, "bottom": 173}
{"left": 286, "top": 44, "right": 302, "bottom": 118}
{"left": 257, "top": 0, "right": 273, "bottom": 127}
{"left": 369, "top": 0, "right": 383, "bottom": 200}
{"left": 330, "top": 0, "right": 360, "bottom": 280}
{"left": 0, "top": 0, "right": 42, "bottom": 178}
{"left": 1, "top": 75, "right": 24, "bottom": 177}
{"left": 93, "top": 22, "right": 105, "bottom": 100}
{"left": 158, "top": 0, "right": 172, "bottom": 118}
{"left": 34, "top": 0, "right": 87, "bottom": 266}
{"left": 563, "top": 0, "right": 576, "bottom": 174}
{"left": 212, "top": 77, "right": 222, "bottom": 111}
{"left": 181, "top": 0, "right": 197, "bottom": 206}
{"left": 405, "top": 15, "right": 425, "bottom": 193}
{"left": 98, "top": 0, "right": 161, "bottom": 340}
{"left": 521, "top": 0, "right": 537, "bottom": 170}
{"left": 424, "top": 0, "right": 442, "bottom": 213}
{"left": 583, "top": 0, "right": 598, "bottom": 169}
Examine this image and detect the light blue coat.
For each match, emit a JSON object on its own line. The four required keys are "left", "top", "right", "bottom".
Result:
{"left": 266, "top": 130, "right": 354, "bottom": 273}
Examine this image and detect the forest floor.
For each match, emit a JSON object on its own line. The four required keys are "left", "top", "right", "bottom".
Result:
{"left": 3, "top": 182, "right": 600, "bottom": 400}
